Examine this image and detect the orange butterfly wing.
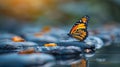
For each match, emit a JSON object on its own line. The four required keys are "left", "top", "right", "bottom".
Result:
{"left": 68, "top": 15, "right": 89, "bottom": 41}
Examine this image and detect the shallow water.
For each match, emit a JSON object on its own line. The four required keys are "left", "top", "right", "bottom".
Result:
{"left": 89, "top": 44, "right": 120, "bottom": 67}
{"left": 53, "top": 44, "right": 120, "bottom": 67}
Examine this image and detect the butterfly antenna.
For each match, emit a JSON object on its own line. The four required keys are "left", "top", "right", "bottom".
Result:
{"left": 84, "top": 15, "right": 89, "bottom": 19}
{"left": 83, "top": 15, "right": 90, "bottom": 21}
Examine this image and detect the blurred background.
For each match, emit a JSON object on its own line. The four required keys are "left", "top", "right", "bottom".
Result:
{"left": 0, "top": 0, "right": 120, "bottom": 31}
{"left": 0, "top": 0, "right": 120, "bottom": 67}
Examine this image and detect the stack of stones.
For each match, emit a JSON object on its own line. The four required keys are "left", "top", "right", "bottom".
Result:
{"left": 0, "top": 26, "right": 119, "bottom": 67}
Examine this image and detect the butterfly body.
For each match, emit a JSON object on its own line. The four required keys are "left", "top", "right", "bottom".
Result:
{"left": 68, "top": 15, "right": 89, "bottom": 41}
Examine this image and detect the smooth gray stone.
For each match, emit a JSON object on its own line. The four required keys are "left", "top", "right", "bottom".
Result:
{"left": 0, "top": 40, "right": 39, "bottom": 54}
{"left": 38, "top": 46, "right": 82, "bottom": 55}
{"left": 0, "top": 53, "right": 55, "bottom": 67}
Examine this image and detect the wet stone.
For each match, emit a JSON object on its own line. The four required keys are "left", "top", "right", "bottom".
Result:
{"left": 0, "top": 40, "right": 39, "bottom": 54}
{"left": 38, "top": 46, "right": 82, "bottom": 55}
{"left": 85, "top": 36, "right": 104, "bottom": 49}
{"left": 0, "top": 53, "right": 55, "bottom": 67}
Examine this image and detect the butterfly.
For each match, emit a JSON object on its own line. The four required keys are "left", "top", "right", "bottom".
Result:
{"left": 68, "top": 15, "right": 89, "bottom": 41}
